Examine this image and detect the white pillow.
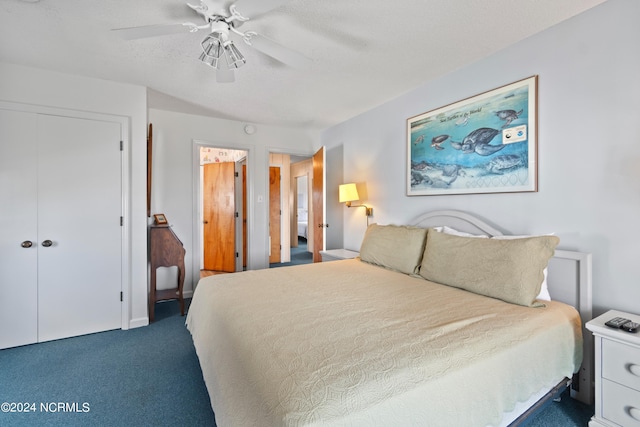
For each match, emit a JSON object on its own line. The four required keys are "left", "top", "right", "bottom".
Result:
{"left": 432, "top": 225, "right": 489, "bottom": 238}
{"left": 434, "top": 227, "right": 552, "bottom": 301}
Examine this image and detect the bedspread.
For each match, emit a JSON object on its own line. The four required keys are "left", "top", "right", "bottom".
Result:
{"left": 186, "top": 259, "right": 582, "bottom": 427}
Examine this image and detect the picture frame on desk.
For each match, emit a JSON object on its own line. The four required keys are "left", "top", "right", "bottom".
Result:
{"left": 153, "top": 213, "right": 168, "bottom": 225}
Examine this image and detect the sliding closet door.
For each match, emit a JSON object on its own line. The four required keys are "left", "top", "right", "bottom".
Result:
{"left": 0, "top": 109, "right": 39, "bottom": 349}
{"left": 37, "top": 114, "right": 122, "bottom": 342}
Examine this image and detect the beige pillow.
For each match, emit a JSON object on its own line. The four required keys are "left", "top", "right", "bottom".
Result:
{"left": 359, "top": 224, "right": 428, "bottom": 275}
{"left": 420, "top": 229, "right": 559, "bottom": 307}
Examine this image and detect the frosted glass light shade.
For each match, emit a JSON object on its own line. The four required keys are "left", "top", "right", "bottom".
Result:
{"left": 200, "top": 32, "right": 224, "bottom": 68}
{"left": 199, "top": 51, "right": 221, "bottom": 68}
{"left": 225, "top": 42, "right": 246, "bottom": 68}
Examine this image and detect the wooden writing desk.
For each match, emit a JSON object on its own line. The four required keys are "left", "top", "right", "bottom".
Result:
{"left": 149, "top": 225, "right": 185, "bottom": 322}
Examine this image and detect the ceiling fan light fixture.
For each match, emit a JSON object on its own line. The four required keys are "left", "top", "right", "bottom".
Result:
{"left": 116, "top": 0, "right": 310, "bottom": 83}
{"left": 201, "top": 32, "right": 223, "bottom": 54}
{"left": 199, "top": 51, "right": 220, "bottom": 68}
{"left": 224, "top": 41, "right": 246, "bottom": 68}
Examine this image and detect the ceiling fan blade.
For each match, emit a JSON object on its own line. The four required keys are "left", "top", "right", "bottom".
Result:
{"left": 112, "top": 23, "right": 192, "bottom": 40}
{"left": 199, "top": 0, "right": 229, "bottom": 15}
{"left": 248, "top": 34, "right": 312, "bottom": 69}
{"left": 216, "top": 66, "right": 235, "bottom": 83}
{"left": 231, "top": 0, "right": 291, "bottom": 19}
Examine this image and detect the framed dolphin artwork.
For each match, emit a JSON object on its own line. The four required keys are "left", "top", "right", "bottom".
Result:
{"left": 407, "top": 76, "right": 538, "bottom": 196}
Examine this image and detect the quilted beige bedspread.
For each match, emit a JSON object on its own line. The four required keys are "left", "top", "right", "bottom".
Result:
{"left": 186, "top": 259, "right": 582, "bottom": 427}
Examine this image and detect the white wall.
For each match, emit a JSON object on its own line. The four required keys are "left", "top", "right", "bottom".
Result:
{"left": 0, "top": 62, "right": 149, "bottom": 328}
{"left": 321, "top": 0, "right": 640, "bottom": 316}
{"left": 148, "top": 109, "right": 320, "bottom": 294}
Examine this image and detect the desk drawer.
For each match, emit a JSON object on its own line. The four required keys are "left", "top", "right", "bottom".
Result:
{"left": 602, "top": 379, "right": 640, "bottom": 427}
{"left": 602, "top": 338, "right": 640, "bottom": 391}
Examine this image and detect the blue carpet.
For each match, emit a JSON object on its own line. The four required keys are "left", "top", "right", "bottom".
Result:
{"left": 0, "top": 301, "right": 216, "bottom": 427}
{"left": 0, "top": 298, "right": 594, "bottom": 426}
{"left": 270, "top": 237, "right": 312, "bottom": 268}
{"left": 520, "top": 388, "right": 593, "bottom": 426}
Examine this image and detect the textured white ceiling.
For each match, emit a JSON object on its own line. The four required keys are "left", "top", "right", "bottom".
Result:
{"left": 0, "top": 0, "right": 607, "bottom": 129}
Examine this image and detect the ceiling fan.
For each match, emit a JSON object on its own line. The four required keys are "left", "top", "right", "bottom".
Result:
{"left": 113, "top": 0, "right": 311, "bottom": 83}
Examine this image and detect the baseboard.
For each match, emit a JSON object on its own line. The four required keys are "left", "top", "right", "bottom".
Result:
{"left": 129, "top": 317, "right": 150, "bottom": 329}
{"left": 128, "top": 291, "right": 193, "bottom": 330}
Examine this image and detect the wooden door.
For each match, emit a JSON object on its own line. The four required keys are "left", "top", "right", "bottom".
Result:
{"left": 203, "top": 162, "right": 236, "bottom": 272}
{"left": 312, "top": 147, "right": 325, "bottom": 262}
{"left": 37, "top": 115, "right": 123, "bottom": 342}
{"left": 269, "top": 166, "right": 281, "bottom": 263}
{"left": 0, "top": 109, "right": 39, "bottom": 349}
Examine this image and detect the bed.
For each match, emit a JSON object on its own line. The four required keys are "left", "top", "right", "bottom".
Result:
{"left": 297, "top": 209, "right": 308, "bottom": 239}
{"left": 187, "top": 210, "right": 593, "bottom": 427}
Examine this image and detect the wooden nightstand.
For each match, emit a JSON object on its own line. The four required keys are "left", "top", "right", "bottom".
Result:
{"left": 319, "top": 249, "right": 359, "bottom": 262}
{"left": 586, "top": 309, "right": 640, "bottom": 427}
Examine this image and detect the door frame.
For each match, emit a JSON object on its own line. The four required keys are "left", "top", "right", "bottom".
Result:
{"left": 235, "top": 158, "right": 246, "bottom": 272}
{"left": 192, "top": 140, "right": 252, "bottom": 281}
{"left": 0, "top": 100, "right": 131, "bottom": 331}
{"left": 267, "top": 147, "right": 321, "bottom": 266}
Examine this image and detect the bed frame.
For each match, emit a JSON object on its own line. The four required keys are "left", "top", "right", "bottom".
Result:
{"left": 411, "top": 210, "right": 594, "bottom": 413}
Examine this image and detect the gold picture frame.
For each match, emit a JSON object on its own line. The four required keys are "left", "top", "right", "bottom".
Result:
{"left": 153, "top": 213, "right": 168, "bottom": 225}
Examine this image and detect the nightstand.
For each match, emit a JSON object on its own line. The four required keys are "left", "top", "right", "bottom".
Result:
{"left": 586, "top": 310, "right": 640, "bottom": 427}
{"left": 319, "top": 249, "right": 359, "bottom": 262}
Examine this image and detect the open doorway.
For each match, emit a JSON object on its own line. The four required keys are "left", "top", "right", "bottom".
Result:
{"left": 294, "top": 175, "right": 309, "bottom": 246}
{"left": 291, "top": 174, "right": 312, "bottom": 264}
{"left": 269, "top": 148, "right": 325, "bottom": 268}
{"left": 198, "top": 146, "right": 247, "bottom": 277}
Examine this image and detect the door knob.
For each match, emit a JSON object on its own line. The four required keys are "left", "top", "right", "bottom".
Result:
{"left": 21, "top": 240, "right": 33, "bottom": 248}
{"left": 203, "top": 220, "right": 209, "bottom": 224}
{"left": 41, "top": 240, "right": 53, "bottom": 247}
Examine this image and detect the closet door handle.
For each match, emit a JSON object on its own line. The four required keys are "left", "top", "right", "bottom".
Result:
{"left": 41, "top": 240, "right": 53, "bottom": 247}
{"left": 21, "top": 240, "right": 33, "bottom": 248}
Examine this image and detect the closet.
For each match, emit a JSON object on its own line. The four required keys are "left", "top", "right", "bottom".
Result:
{"left": 0, "top": 108, "right": 123, "bottom": 350}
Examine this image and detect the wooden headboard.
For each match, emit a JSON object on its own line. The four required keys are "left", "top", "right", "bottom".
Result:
{"left": 410, "top": 210, "right": 593, "bottom": 404}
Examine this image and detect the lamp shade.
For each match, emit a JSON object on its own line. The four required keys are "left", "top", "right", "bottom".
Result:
{"left": 339, "top": 183, "right": 359, "bottom": 203}
{"left": 224, "top": 42, "right": 246, "bottom": 68}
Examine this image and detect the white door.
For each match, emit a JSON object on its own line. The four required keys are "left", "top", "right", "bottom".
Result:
{"left": 0, "top": 111, "right": 122, "bottom": 349}
{"left": 37, "top": 114, "right": 122, "bottom": 342}
{"left": 0, "top": 109, "right": 39, "bottom": 348}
